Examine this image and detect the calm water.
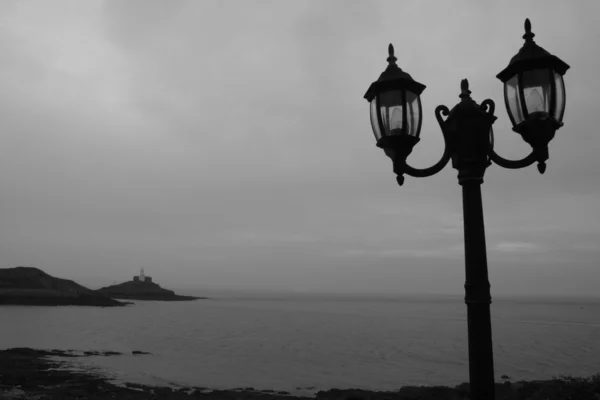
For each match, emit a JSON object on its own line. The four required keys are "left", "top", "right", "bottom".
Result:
{"left": 1, "top": 293, "right": 599, "bottom": 395}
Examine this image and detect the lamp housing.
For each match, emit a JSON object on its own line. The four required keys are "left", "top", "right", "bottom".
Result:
{"left": 497, "top": 19, "right": 569, "bottom": 151}
{"left": 364, "top": 44, "right": 426, "bottom": 162}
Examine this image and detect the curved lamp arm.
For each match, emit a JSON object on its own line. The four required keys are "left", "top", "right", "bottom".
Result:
{"left": 488, "top": 147, "right": 537, "bottom": 170}
{"left": 403, "top": 105, "right": 452, "bottom": 178}
{"left": 482, "top": 99, "right": 543, "bottom": 172}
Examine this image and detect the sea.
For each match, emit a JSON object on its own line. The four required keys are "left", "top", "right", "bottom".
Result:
{"left": 1, "top": 292, "right": 599, "bottom": 396}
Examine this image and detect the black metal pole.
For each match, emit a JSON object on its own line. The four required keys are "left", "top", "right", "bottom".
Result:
{"left": 461, "top": 181, "right": 496, "bottom": 400}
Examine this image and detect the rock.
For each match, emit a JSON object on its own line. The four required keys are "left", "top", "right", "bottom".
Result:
{"left": 154, "top": 386, "right": 174, "bottom": 396}
{"left": 132, "top": 350, "right": 152, "bottom": 355}
{"left": 102, "top": 351, "right": 123, "bottom": 356}
{"left": 5, "top": 348, "right": 43, "bottom": 356}
{"left": 125, "top": 382, "right": 154, "bottom": 390}
{"left": 316, "top": 388, "right": 373, "bottom": 400}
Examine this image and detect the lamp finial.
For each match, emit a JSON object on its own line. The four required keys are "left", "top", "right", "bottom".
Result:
{"left": 523, "top": 18, "right": 535, "bottom": 42}
{"left": 387, "top": 43, "right": 397, "bottom": 64}
{"left": 459, "top": 79, "right": 471, "bottom": 99}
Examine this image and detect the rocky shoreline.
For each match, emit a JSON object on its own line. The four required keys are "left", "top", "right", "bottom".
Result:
{"left": 1, "top": 348, "right": 599, "bottom": 399}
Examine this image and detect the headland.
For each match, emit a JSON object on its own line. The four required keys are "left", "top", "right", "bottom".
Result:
{"left": 0, "top": 266, "right": 129, "bottom": 307}
{"left": 96, "top": 268, "right": 206, "bottom": 301}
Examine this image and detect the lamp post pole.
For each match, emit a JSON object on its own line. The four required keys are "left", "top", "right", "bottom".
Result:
{"left": 462, "top": 180, "right": 495, "bottom": 399}
{"left": 451, "top": 83, "right": 498, "bottom": 399}
{"left": 449, "top": 80, "right": 499, "bottom": 399}
{"left": 363, "top": 19, "right": 569, "bottom": 400}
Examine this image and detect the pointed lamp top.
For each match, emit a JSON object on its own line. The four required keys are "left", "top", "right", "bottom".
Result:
{"left": 387, "top": 43, "right": 397, "bottom": 64}
{"left": 523, "top": 18, "right": 535, "bottom": 42}
{"left": 459, "top": 79, "right": 471, "bottom": 99}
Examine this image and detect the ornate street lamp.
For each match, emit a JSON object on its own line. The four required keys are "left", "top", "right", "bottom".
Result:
{"left": 363, "top": 19, "right": 569, "bottom": 400}
{"left": 496, "top": 18, "right": 569, "bottom": 174}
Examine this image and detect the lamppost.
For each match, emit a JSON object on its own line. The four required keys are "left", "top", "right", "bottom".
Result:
{"left": 363, "top": 19, "right": 569, "bottom": 400}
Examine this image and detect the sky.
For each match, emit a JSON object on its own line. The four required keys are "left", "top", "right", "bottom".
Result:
{"left": 0, "top": 0, "right": 597, "bottom": 297}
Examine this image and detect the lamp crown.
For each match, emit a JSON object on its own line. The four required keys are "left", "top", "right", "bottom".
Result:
{"left": 523, "top": 18, "right": 535, "bottom": 43}
{"left": 363, "top": 44, "right": 426, "bottom": 101}
{"left": 496, "top": 17, "right": 570, "bottom": 82}
{"left": 445, "top": 79, "right": 497, "bottom": 127}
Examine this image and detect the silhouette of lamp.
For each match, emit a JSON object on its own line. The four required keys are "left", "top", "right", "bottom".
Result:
{"left": 496, "top": 18, "right": 569, "bottom": 174}
{"left": 363, "top": 19, "right": 569, "bottom": 400}
{"left": 363, "top": 43, "right": 426, "bottom": 186}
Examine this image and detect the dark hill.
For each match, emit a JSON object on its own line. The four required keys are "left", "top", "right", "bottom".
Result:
{"left": 0, "top": 267, "right": 128, "bottom": 307}
{"left": 97, "top": 280, "right": 205, "bottom": 301}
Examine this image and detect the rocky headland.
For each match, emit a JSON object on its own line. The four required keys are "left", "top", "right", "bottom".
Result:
{"left": 0, "top": 267, "right": 129, "bottom": 307}
{"left": 97, "top": 279, "right": 206, "bottom": 301}
{"left": 1, "top": 347, "right": 599, "bottom": 400}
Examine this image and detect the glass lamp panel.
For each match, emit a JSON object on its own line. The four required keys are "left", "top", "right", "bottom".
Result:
{"left": 370, "top": 98, "right": 382, "bottom": 140}
{"left": 553, "top": 71, "right": 566, "bottom": 123}
{"left": 416, "top": 96, "right": 423, "bottom": 137}
{"left": 505, "top": 75, "right": 524, "bottom": 125}
{"left": 522, "top": 69, "right": 552, "bottom": 119}
{"left": 405, "top": 90, "right": 421, "bottom": 137}
{"left": 378, "top": 90, "right": 404, "bottom": 136}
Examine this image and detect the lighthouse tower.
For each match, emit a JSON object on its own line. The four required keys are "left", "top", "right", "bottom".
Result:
{"left": 133, "top": 268, "right": 152, "bottom": 283}
{"left": 132, "top": 268, "right": 152, "bottom": 283}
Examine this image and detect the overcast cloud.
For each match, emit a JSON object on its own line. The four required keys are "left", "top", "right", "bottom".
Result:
{"left": 0, "top": 0, "right": 598, "bottom": 297}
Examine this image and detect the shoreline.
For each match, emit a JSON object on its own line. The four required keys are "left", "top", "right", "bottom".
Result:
{"left": 1, "top": 348, "right": 599, "bottom": 399}
{"left": 106, "top": 294, "right": 208, "bottom": 301}
{"left": 0, "top": 295, "right": 132, "bottom": 307}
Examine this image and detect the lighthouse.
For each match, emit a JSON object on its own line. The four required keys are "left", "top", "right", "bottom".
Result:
{"left": 133, "top": 268, "right": 152, "bottom": 283}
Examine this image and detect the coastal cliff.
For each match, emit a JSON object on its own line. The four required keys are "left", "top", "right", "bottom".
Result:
{"left": 0, "top": 267, "right": 128, "bottom": 307}
{"left": 97, "top": 279, "right": 205, "bottom": 301}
